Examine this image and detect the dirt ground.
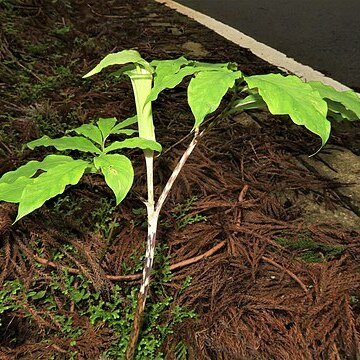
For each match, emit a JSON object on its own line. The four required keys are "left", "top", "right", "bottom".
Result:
{"left": 0, "top": 1, "right": 360, "bottom": 359}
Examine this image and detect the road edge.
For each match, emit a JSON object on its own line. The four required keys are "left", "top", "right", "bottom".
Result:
{"left": 155, "top": 0, "right": 352, "bottom": 92}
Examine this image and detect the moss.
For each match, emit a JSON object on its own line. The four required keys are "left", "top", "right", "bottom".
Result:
{"left": 274, "top": 233, "right": 346, "bottom": 263}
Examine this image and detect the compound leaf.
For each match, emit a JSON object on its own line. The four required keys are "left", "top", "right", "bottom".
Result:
{"left": 16, "top": 159, "right": 90, "bottom": 221}
{"left": 308, "top": 81, "right": 360, "bottom": 120}
{"left": 245, "top": 74, "right": 330, "bottom": 146}
{"left": 104, "top": 137, "right": 162, "bottom": 153}
{"left": 27, "top": 135, "right": 102, "bottom": 154}
{"left": 188, "top": 69, "right": 242, "bottom": 127}
{"left": 94, "top": 154, "right": 134, "bottom": 205}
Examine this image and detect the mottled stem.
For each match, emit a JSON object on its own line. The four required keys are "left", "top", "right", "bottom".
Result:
{"left": 125, "top": 128, "right": 200, "bottom": 359}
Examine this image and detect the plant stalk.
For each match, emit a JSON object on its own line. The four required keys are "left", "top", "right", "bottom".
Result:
{"left": 125, "top": 128, "right": 200, "bottom": 360}
{"left": 126, "top": 65, "right": 157, "bottom": 359}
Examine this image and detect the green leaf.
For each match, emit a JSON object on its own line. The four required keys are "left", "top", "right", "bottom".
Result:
{"left": 110, "top": 129, "right": 138, "bottom": 136}
{"left": 109, "top": 116, "right": 138, "bottom": 137}
{"left": 94, "top": 154, "right": 134, "bottom": 205}
{"left": 175, "top": 341, "right": 188, "bottom": 360}
{"left": 104, "top": 137, "right": 162, "bottom": 153}
{"left": 110, "top": 115, "right": 138, "bottom": 133}
{"left": 28, "top": 290, "right": 46, "bottom": 300}
{"left": 0, "top": 163, "right": 38, "bottom": 184}
{"left": 27, "top": 135, "right": 102, "bottom": 154}
{"left": 147, "top": 65, "right": 236, "bottom": 104}
{"left": 308, "top": 81, "right": 360, "bottom": 120}
{"left": 72, "top": 123, "right": 103, "bottom": 145}
{"left": 147, "top": 66, "right": 193, "bottom": 103}
{"left": 190, "top": 61, "right": 234, "bottom": 70}
{"left": 0, "top": 161, "right": 38, "bottom": 185}
{"left": 245, "top": 74, "right": 330, "bottom": 146}
{"left": 147, "top": 57, "right": 189, "bottom": 102}
{"left": 232, "top": 93, "right": 267, "bottom": 111}
{"left": 326, "top": 99, "right": 358, "bottom": 121}
{"left": 83, "top": 49, "right": 152, "bottom": 78}
{"left": 97, "top": 117, "right": 117, "bottom": 139}
{"left": 0, "top": 155, "right": 78, "bottom": 184}
{"left": 16, "top": 159, "right": 90, "bottom": 221}
{"left": 188, "top": 69, "right": 242, "bottom": 127}
{"left": 150, "top": 56, "right": 189, "bottom": 69}
{"left": 0, "top": 155, "right": 83, "bottom": 203}
{"left": 110, "top": 64, "right": 137, "bottom": 78}
{"left": 0, "top": 177, "right": 32, "bottom": 202}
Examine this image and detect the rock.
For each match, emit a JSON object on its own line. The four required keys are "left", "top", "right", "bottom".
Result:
{"left": 297, "top": 146, "right": 360, "bottom": 229}
{"left": 181, "top": 41, "right": 209, "bottom": 57}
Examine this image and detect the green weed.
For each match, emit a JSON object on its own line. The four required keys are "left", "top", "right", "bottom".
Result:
{"left": 52, "top": 24, "right": 72, "bottom": 36}
{"left": 174, "top": 340, "right": 188, "bottom": 360}
{"left": 91, "top": 198, "right": 120, "bottom": 240}
{"left": 14, "top": 66, "right": 74, "bottom": 102}
{"left": 0, "top": 247, "right": 195, "bottom": 359}
{"left": 74, "top": 36, "right": 98, "bottom": 51}
{"left": 0, "top": 279, "right": 23, "bottom": 327}
{"left": 171, "top": 196, "right": 207, "bottom": 229}
{"left": 52, "top": 195, "right": 85, "bottom": 220}
{"left": 274, "top": 233, "right": 346, "bottom": 262}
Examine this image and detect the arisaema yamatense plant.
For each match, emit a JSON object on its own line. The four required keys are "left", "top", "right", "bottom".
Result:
{"left": 1, "top": 49, "right": 360, "bottom": 359}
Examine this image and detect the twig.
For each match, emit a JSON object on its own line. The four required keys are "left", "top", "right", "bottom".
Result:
{"left": 51, "top": 344, "right": 67, "bottom": 354}
{"left": 235, "top": 184, "right": 249, "bottom": 226}
{"left": 87, "top": 4, "right": 126, "bottom": 18}
{"left": 170, "top": 240, "right": 226, "bottom": 270}
{"left": 161, "top": 116, "right": 213, "bottom": 157}
{"left": 33, "top": 255, "right": 140, "bottom": 281}
{"left": 160, "top": 131, "right": 192, "bottom": 156}
{"left": 0, "top": 139, "right": 13, "bottom": 155}
{"left": 155, "top": 128, "right": 200, "bottom": 216}
{"left": 261, "top": 255, "right": 310, "bottom": 296}
{"left": 14, "top": 60, "right": 43, "bottom": 83}
{"left": 238, "top": 185, "right": 249, "bottom": 203}
{"left": 32, "top": 240, "right": 226, "bottom": 282}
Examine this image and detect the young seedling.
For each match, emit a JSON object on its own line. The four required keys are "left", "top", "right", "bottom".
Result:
{"left": 1, "top": 49, "right": 360, "bottom": 359}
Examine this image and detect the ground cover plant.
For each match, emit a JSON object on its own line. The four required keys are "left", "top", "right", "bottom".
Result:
{"left": 1, "top": 1, "right": 360, "bottom": 359}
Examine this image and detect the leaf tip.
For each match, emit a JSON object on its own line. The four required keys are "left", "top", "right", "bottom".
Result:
{"left": 13, "top": 211, "right": 24, "bottom": 224}
{"left": 82, "top": 70, "right": 94, "bottom": 79}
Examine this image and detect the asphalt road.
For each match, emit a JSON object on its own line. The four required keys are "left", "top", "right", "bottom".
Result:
{"left": 174, "top": 0, "right": 360, "bottom": 91}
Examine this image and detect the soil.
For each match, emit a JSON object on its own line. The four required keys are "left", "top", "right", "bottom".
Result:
{"left": 0, "top": 1, "right": 360, "bottom": 359}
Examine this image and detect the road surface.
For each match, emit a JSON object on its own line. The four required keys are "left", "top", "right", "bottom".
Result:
{"left": 174, "top": 0, "right": 360, "bottom": 91}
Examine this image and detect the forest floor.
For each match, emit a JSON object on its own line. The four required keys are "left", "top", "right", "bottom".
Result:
{"left": 0, "top": 1, "right": 360, "bottom": 359}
